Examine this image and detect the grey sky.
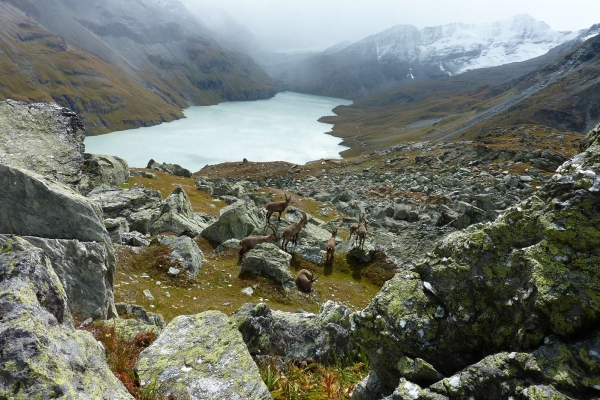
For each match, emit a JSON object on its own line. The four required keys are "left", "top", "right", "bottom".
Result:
{"left": 180, "top": 0, "right": 600, "bottom": 51}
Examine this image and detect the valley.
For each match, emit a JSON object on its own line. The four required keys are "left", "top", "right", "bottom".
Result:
{"left": 1, "top": 2, "right": 600, "bottom": 400}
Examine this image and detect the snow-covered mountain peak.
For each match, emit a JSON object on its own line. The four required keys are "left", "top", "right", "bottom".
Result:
{"left": 335, "top": 14, "right": 585, "bottom": 75}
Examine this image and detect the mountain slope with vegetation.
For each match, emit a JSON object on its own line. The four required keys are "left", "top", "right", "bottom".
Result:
{"left": 323, "top": 33, "right": 600, "bottom": 157}
{"left": 0, "top": 0, "right": 278, "bottom": 134}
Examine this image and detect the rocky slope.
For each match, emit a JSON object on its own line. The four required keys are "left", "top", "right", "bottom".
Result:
{"left": 350, "top": 123, "right": 600, "bottom": 398}
{"left": 323, "top": 32, "right": 600, "bottom": 157}
{"left": 0, "top": 0, "right": 278, "bottom": 134}
{"left": 276, "top": 15, "right": 598, "bottom": 99}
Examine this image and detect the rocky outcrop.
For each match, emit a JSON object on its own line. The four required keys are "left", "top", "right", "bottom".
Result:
{"left": 152, "top": 235, "right": 203, "bottom": 277}
{"left": 0, "top": 165, "right": 117, "bottom": 319}
{"left": 135, "top": 311, "right": 270, "bottom": 400}
{"left": 150, "top": 187, "right": 203, "bottom": 237}
{"left": 351, "top": 124, "right": 600, "bottom": 395}
{"left": 231, "top": 301, "right": 354, "bottom": 364}
{"left": 240, "top": 243, "right": 294, "bottom": 288}
{"left": 87, "top": 186, "right": 163, "bottom": 235}
{"left": 0, "top": 164, "right": 108, "bottom": 243}
{"left": 78, "top": 153, "right": 130, "bottom": 194}
{"left": 147, "top": 159, "right": 192, "bottom": 178}
{"left": 0, "top": 235, "right": 117, "bottom": 320}
{"left": 0, "top": 238, "right": 132, "bottom": 399}
{"left": 89, "top": 185, "right": 204, "bottom": 237}
{"left": 201, "top": 199, "right": 263, "bottom": 244}
{"left": 0, "top": 100, "right": 85, "bottom": 186}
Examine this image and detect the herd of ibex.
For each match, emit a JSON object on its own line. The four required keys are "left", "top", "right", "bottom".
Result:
{"left": 238, "top": 193, "right": 368, "bottom": 292}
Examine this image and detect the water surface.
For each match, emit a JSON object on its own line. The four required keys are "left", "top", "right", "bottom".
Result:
{"left": 85, "top": 92, "right": 352, "bottom": 172}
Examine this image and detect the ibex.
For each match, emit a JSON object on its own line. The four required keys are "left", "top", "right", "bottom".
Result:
{"left": 325, "top": 227, "right": 338, "bottom": 265}
{"left": 356, "top": 215, "right": 368, "bottom": 250}
{"left": 281, "top": 211, "right": 307, "bottom": 252}
{"left": 239, "top": 223, "right": 278, "bottom": 262}
{"left": 295, "top": 269, "right": 318, "bottom": 292}
{"left": 265, "top": 194, "right": 292, "bottom": 222}
{"left": 348, "top": 221, "right": 359, "bottom": 243}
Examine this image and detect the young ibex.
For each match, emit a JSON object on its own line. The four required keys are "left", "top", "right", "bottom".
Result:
{"left": 265, "top": 194, "right": 292, "bottom": 222}
{"left": 348, "top": 221, "right": 359, "bottom": 243}
{"left": 281, "top": 211, "right": 307, "bottom": 252}
{"left": 325, "top": 227, "right": 338, "bottom": 265}
{"left": 356, "top": 215, "right": 368, "bottom": 250}
{"left": 239, "top": 223, "right": 278, "bottom": 262}
{"left": 295, "top": 269, "right": 318, "bottom": 292}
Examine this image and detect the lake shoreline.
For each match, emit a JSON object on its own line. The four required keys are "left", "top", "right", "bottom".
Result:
{"left": 85, "top": 92, "right": 353, "bottom": 171}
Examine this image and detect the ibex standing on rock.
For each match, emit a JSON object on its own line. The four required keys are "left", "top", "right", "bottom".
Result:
{"left": 265, "top": 194, "right": 292, "bottom": 222}
{"left": 325, "top": 227, "right": 338, "bottom": 265}
{"left": 239, "top": 223, "right": 278, "bottom": 262}
{"left": 356, "top": 215, "right": 368, "bottom": 250}
{"left": 295, "top": 269, "right": 318, "bottom": 292}
{"left": 281, "top": 211, "right": 307, "bottom": 252}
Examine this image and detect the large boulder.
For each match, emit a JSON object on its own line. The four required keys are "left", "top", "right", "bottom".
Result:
{"left": 152, "top": 235, "right": 203, "bottom": 276}
{"left": 201, "top": 199, "right": 263, "bottom": 244}
{"left": 150, "top": 187, "right": 203, "bottom": 237}
{"left": 0, "top": 235, "right": 118, "bottom": 320}
{"left": 352, "top": 124, "right": 600, "bottom": 392}
{"left": 0, "top": 164, "right": 118, "bottom": 319}
{"left": 135, "top": 311, "right": 270, "bottom": 400}
{"left": 0, "top": 100, "right": 85, "bottom": 186}
{"left": 78, "top": 153, "right": 130, "bottom": 194}
{"left": 0, "top": 164, "right": 108, "bottom": 243}
{"left": 379, "top": 331, "right": 600, "bottom": 399}
{"left": 231, "top": 301, "right": 354, "bottom": 364}
{"left": 240, "top": 243, "right": 294, "bottom": 288}
{"left": 0, "top": 238, "right": 132, "bottom": 399}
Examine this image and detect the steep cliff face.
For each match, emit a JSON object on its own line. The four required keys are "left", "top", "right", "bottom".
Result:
{"left": 0, "top": 0, "right": 278, "bottom": 134}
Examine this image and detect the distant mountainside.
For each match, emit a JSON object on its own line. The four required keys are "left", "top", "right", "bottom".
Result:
{"left": 0, "top": 0, "right": 278, "bottom": 134}
{"left": 321, "top": 31, "right": 600, "bottom": 156}
{"left": 277, "top": 15, "right": 598, "bottom": 99}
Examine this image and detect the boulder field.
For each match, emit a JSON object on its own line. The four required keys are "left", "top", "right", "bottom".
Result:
{"left": 1, "top": 99, "right": 599, "bottom": 399}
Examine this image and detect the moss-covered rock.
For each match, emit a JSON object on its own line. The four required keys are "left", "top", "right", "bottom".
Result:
{"left": 152, "top": 234, "right": 203, "bottom": 277}
{"left": 353, "top": 123, "right": 600, "bottom": 391}
{"left": 150, "top": 186, "right": 203, "bottom": 237}
{"left": 231, "top": 301, "right": 353, "bottom": 364}
{"left": 240, "top": 243, "right": 294, "bottom": 288}
{"left": 201, "top": 199, "right": 263, "bottom": 244}
{"left": 0, "top": 237, "right": 132, "bottom": 399}
{"left": 135, "top": 310, "right": 270, "bottom": 400}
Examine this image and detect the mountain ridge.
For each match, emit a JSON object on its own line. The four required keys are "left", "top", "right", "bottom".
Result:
{"left": 275, "top": 15, "right": 597, "bottom": 100}
{"left": 0, "top": 0, "right": 279, "bottom": 135}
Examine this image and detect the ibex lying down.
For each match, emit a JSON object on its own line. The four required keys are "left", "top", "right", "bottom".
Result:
{"left": 239, "top": 223, "right": 277, "bottom": 262}
{"left": 325, "top": 227, "right": 338, "bottom": 265}
{"left": 356, "top": 215, "right": 368, "bottom": 250}
{"left": 295, "top": 269, "right": 318, "bottom": 292}
{"left": 281, "top": 211, "right": 307, "bottom": 252}
{"left": 265, "top": 194, "right": 291, "bottom": 222}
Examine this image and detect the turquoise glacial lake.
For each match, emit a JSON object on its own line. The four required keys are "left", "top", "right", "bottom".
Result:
{"left": 85, "top": 92, "right": 353, "bottom": 172}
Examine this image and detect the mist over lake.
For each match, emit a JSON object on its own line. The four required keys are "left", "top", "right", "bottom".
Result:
{"left": 85, "top": 92, "right": 352, "bottom": 172}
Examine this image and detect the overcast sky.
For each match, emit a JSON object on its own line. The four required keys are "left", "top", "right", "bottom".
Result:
{"left": 180, "top": 0, "right": 600, "bottom": 52}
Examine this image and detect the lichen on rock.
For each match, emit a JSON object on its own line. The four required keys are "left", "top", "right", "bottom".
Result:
{"left": 135, "top": 310, "right": 270, "bottom": 400}
{"left": 0, "top": 237, "right": 132, "bottom": 399}
{"left": 352, "top": 123, "right": 600, "bottom": 393}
